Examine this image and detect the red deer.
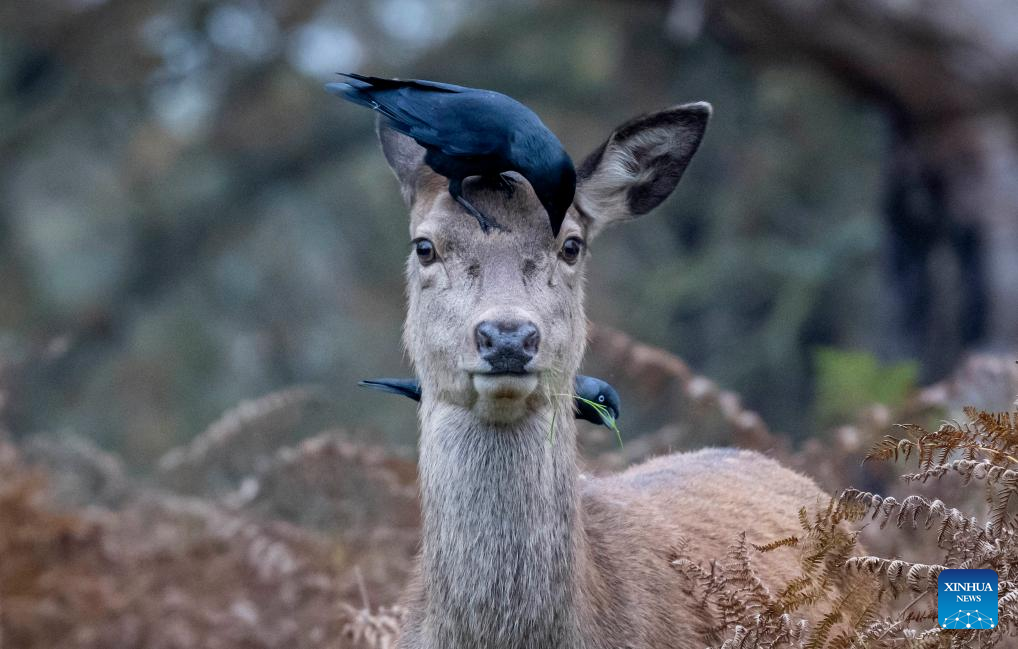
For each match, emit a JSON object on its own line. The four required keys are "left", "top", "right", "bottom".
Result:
{"left": 367, "top": 103, "right": 830, "bottom": 649}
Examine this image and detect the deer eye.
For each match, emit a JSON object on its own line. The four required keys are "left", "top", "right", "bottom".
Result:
{"left": 413, "top": 238, "right": 437, "bottom": 266}
{"left": 560, "top": 236, "right": 584, "bottom": 264}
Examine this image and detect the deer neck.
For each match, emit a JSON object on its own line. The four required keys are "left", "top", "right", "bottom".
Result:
{"left": 416, "top": 396, "right": 588, "bottom": 648}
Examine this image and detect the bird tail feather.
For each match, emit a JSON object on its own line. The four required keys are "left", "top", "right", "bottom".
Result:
{"left": 325, "top": 79, "right": 415, "bottom": 130}
{"left": 358, "top": 378, "right": 422, "bottom": 401}
{"left": 324, "top": 81, "right": 374, "bottom": 107}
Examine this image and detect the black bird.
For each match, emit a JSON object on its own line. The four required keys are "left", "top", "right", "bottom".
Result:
{"left": 572, "top": 374, "right": 622, "bottom": 428}
{"left": 325, "top": 73, "right": 576, "bottom": 236}
{"left": 358, "top": 374, "right": 621, "bottom": 428}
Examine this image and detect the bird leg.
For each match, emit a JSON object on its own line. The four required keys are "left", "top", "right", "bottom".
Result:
{"left": 448, "top": 178, "right": 503, "bottom": 233}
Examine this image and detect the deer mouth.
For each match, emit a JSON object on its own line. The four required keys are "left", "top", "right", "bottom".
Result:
{"left": 471, "top": 372, "right": 540, "bottom": 417}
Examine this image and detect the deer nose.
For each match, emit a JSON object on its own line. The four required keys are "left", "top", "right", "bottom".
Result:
{"left": 474, "top": 320, "right": 540, "bottom": 373}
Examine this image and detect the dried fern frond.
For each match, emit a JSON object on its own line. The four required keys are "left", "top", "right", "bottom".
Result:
{"left": 687, "top": 403, "right": 1018, "bottom": 648}
{"left": 864, "top": 408, "right": 1018, "bottom": 536}
{"left": 156, "top": 386, "right": 325, "bottom": 495}
{"left": 843, "top": 557, "right": 943, "bottom": 595}
{"left": 837, "top": 489, "right": 985, "bottom": 544}
{"left": 754, "top": 535, "right": 801, "bottom": 553}
{"left": 847, "top": 406, "right": 1018, "bottom": 645}
{"left": 340, "top": 604, "right": 407, "bottom": 649}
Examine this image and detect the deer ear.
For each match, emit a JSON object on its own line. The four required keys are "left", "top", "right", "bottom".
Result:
{"left": 377, "top": 118, "right": 427, "bottom": 206}
{"left": 575, "top": 102, "right": 710, "bottom": 238}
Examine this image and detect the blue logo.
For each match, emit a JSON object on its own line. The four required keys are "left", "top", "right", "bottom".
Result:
{"left": 938, "top": 569, "right": 998, "bottom": 629}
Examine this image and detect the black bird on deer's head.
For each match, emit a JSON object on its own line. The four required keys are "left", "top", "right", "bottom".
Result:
{"left": 325, "top": 73, "right": 576, "bottom": 236}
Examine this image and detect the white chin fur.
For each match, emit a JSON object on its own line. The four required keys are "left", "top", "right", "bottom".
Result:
{"left": 471, "top": 374, "right": 540, "bottom": 422}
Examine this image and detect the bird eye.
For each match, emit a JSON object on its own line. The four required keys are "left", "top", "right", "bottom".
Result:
{"left": 598, "top": 394, "right": 605, "bottom": 403}
{"left": 560, "top": 236, "right": 584, "bottom": 264}
{"left": 413, "top": 238, "right": 436, "bottom": 266}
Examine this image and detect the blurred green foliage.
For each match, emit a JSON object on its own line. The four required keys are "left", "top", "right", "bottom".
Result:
{"left": 812, "top": 347, "right": 918, "bottom": 429}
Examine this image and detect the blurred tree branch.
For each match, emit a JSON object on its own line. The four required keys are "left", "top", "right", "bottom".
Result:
{"left": 669, "top": 0, "right": 1018, "bottom": 356}
{"left": 705, "top": 0, "right": 1018, "bottom": 117}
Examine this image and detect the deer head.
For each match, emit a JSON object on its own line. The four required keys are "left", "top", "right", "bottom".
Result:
{"left": 378, "top": 103, "right": 709, "bottom": 426}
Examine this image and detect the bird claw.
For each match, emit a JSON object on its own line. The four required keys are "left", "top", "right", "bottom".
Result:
{"left": 455, "top": 194, "right": 505, "bottom": 233}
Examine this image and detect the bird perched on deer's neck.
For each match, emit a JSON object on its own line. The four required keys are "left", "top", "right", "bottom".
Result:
{"left": 325, "top": 73, "right": 576, "bottom": 236}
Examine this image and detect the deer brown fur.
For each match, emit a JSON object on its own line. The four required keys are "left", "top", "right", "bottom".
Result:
{"left": 371, "top": 104, "right": 831, "bottom": 649}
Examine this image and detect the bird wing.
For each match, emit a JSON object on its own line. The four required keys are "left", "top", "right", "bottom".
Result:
{"left": 328, "top": 75, "right": 507, "bottom": 157}
{"left": 396, "top": 97, "right": 507, "bottom": 157}
{"left": 380, "top": 95, "right": 506, "bottom": 157}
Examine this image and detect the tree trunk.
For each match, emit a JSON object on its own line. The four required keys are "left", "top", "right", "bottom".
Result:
{"left": 698, "top": 0, "right": 1018, "bottom": 357}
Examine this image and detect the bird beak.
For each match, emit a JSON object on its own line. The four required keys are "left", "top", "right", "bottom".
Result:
{"left": 598, "top": 408, "right": 618, "bottom": 429}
